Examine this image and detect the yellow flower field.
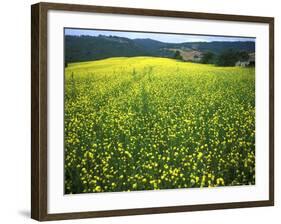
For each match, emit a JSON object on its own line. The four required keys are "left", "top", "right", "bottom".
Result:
{"left": 64, "top": 56, "right": 255, "bottom": 194}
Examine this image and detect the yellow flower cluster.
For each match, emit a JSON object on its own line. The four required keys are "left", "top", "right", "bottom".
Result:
{"left": 64, "top": 57, "right": 255, "bottom": 194}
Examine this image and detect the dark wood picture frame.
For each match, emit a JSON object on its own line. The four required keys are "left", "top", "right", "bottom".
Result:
{"left": 31, "top": 2, "right": 274, "bottom": 221}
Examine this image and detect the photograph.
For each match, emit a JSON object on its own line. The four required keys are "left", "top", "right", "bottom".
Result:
{"left": 30, "top": 2, "right": 274, "bottom": 220}
{"left": 64, "top": 28, "right": 256, "bottom": 194}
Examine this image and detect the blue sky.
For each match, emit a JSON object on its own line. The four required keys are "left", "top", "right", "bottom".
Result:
{"left": 65, "top": 28, "right": 255, "bottom": 43}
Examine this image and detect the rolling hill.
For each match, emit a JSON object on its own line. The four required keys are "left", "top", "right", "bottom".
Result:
{"left": 65, "top": 35, "right": 255, "bottom": 63}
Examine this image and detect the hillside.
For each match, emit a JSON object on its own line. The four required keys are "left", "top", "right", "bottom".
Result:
{"left": 65, "top": 35, "right": 255, "bottom": 63}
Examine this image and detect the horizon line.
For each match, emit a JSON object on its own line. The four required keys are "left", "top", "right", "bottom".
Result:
{"left": 65, "top": 34, "right": 256, "bottom": 44}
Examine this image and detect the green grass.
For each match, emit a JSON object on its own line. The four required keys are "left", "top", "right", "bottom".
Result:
{"left": 64, "top": 56, "right": 255, "bottom": 194}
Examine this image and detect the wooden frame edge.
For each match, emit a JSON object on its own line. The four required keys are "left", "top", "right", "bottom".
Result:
{"left": 31, "top": 3, "right": 48, "bottom": 221}
{"left": 37, "top": 2, "right": 274, "bottom": 23}
{"left": 31, "top": 2, "right": 274, "bottom": 221}
{"left": 31, "top": 3, "right": 40, "bottom": 220}
{"left": 40, "top": 200, "right": 273, "bottom": 221}
{"left": 269, "top": 18, "right": 274, "bottom": 204}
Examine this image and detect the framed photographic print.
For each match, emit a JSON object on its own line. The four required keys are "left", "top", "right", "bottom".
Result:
{"left": 31, "top": 2, "right": 274, "bottom": 221}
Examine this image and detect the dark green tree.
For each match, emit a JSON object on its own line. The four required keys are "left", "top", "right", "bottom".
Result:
{"left": 174, "top": 50, "right": 183, "bottom": 60}
{"left": 237, "top": 51, "right": 250, "bottom": 61}
{"left": 215, "top": 50, "right": 250, "bottom": 66}
{"left": 200, "top": 52, "right": 215, "bottom": 64}
{"left": 215, "top": 49, "right": 239, "bottom": 66}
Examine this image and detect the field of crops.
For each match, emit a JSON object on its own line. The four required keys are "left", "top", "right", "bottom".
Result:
{"left": 64, "top": 56, "right": 255, "bottom": 194}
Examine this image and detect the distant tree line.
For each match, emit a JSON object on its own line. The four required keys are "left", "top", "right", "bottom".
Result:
{"left": 200, "top": 49, "right": 250, "bottom": 66}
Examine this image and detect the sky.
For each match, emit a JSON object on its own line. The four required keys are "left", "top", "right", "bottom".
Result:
{"left": 65, "top": 28, "right": 255, "bottom": 43}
